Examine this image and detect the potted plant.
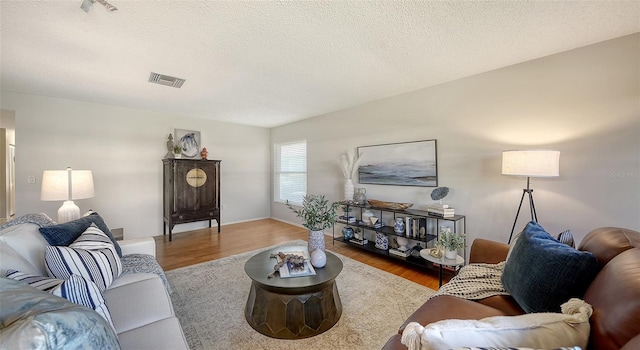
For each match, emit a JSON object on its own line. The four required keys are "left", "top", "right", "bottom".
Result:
{"left": 173, "top": 144, "right": 182, "bottom": 158}
{"left": 287, "top": 194, "right": 340, "bottom": 267}
{"left": 438, "top": 228, "right": 465, "bottom": 259}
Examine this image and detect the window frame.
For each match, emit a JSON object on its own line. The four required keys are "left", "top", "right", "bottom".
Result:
{"left": 273, "top": 139, "right": 307, "bottom": 205}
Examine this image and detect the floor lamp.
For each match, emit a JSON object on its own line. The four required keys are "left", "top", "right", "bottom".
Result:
{"left": 41, "top": 168, "right": 94, "bottom": 223}
{"left": 502, "top": 150, "right": 560, "bottom": 244}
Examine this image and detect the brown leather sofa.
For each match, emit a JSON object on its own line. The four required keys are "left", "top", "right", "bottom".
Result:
{"left": 382, "top": 227, "right": 640, "bottom": 350}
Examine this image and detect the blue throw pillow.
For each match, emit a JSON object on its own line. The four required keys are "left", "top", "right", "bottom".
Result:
{"left": 501, "top": 221, "right": 599, "bottom": 313}
{"left": 38, "top": 212, "right": 122, "bottom": 257}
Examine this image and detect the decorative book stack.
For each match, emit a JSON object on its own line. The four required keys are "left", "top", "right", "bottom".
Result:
{"left": 349, "top": 238, "right": 368, "bottom": 246}
{"left": 427, "top": 204, "right": 455, "bottom": 218}
{"left": 389, "top": 247, "right": 409, "bottom": 258}
{"left": 404, "top": 217, "right": 427, "bottom": 239}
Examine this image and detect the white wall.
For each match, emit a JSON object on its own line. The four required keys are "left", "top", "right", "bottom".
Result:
{"left": 1, "top": 93, "right": 271, "bottom": 238}
{"left": 271, "top": 34, "right": 640, "bottom": 247}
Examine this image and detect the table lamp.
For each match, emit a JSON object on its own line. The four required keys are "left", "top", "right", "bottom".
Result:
{"left": 502, "top": 150, "right": 560, "bottom": 243}
{"left": 41, "top": 167, "right": 94, "bottom": 223}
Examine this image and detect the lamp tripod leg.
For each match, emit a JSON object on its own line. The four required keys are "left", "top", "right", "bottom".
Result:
{"left": 508, "top": 190, "right": 527, "bottom": 244}
{"left": 528, "top": 190, "right": 538, "bottom": 222}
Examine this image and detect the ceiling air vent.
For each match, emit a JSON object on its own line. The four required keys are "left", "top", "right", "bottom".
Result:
{"left": 148, "top": 72, "right": 185, "bottom": 88}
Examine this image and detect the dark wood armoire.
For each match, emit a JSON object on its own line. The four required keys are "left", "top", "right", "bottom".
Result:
{"left": 162, "top": 158, "right": 221, "bottom": 241}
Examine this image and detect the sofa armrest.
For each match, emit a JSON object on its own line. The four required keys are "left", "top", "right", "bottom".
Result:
{"left": 469, "top": 238, "right": 509, "bottom": 264}
{"left": 119, "top": 237, "right": 156, "bottom": 257}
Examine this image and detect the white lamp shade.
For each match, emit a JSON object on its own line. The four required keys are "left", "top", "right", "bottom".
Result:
{"left": 41, "top": 169, "right": 95, "bottom": 201}
{"left": 502, "top": 150, "right": 560, "bottom": 177}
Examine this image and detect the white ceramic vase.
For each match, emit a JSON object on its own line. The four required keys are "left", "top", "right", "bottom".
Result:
{"left": 344, "top": 179, "right": 354, "bottom": 202}
{"left": 445, "top": 249, "right": 457, "bottom": 260}
{"left": 310, "top": 249, "right": 327, "bottom": 268}
{"left": 308, "top": 229, "right": 325, "bottom": 253}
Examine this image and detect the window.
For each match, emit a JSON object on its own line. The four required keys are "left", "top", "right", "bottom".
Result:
{"left": 274, "top": 140, "right": 307, "bottom": 204}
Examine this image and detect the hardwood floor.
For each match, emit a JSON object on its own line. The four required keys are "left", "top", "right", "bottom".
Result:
{"left": 154, "top": 218, "right": 445, "bottom": 291}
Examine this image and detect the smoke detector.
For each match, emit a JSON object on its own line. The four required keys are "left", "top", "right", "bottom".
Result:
{"left": 148, "top": 72, "right": 185, "bottom": 88}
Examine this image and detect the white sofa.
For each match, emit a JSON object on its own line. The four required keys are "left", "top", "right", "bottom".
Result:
{"left": 0, "top": 221, "right": 188, "bottom": 349}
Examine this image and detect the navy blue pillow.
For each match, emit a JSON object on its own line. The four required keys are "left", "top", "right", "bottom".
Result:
{"left": 501, "top": 221, "right": 599, "bottom": 313}
{"left": 38, "top": 213, "right": 122, "bottom": 257}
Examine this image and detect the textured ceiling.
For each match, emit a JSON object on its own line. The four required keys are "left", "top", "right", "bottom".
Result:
{"left": 1, "top": 1, "right": 638, "bottom": 128}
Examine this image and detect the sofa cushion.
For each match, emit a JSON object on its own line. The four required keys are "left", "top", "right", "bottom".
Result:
{"left": 501, "top": 221, "right": 599, "bottom": 313}
{"left": 45, "top": 224, "right": 122, "bottom": 291}
{"left": 0, "top": 277, "right": 120, "bottom": 349}
{"left": 117, "top": 317, "right": 188, "bottom": 350}
{"left": 6, "top": 270, "right": 115, "bottom": 330}
{"left": 0, "top": 223, "right": 50, "bottom": 276}
{"left": 39, "top": 212, "right": 123, "bottom": 257}
{"left": 0, "top": 240, "right": 40, "bottom": 277}
{"left": 105, "top": 273, "right": 175, "bottom": 334}
{"left": 401, "top": 298, "right": 592, "bottom": 350}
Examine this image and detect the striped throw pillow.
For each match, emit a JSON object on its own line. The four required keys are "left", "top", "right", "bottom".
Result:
{"left": 45, "top": 223, "right": 122, "bottom": 291}
{"left": 6, "top": 270, "right": 115, "bottom": 330}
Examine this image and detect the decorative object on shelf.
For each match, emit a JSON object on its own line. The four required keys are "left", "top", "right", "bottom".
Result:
{"left": 375, "top": 232, "right": 389, "bottom": 250}
{"left": 339, "top": 150, "right": 360, "bottom": 201}
{"left": 396, "top": 236, "right": 409, "bottom": 251}
{"left": 428, "top": 247, "right": 443, "bottom": 258}
{"left": 200, "top": 147, "right": 208, "bottom": 159}
{"left": 394, "top": 217, "right": 405, "bottom": 234}
{"left": 341, "top": 226, "right": 354, "bottom": 240}
{"left": 361, "top": 209, "right": 374, "bottom": 225}
{"left": 430, "top": 187, "right": 449, "bottom": 203}
{"left": 438, "top": 226, "right": 464, "bottom": 259}
{"left": 175, "top": 129, "right": 201, "bottom": 159}
{"left": 40, "top": 168, "right": 95, "bottom": 223}
{"left": 344, "top": 179, "right": 355, "bottom": 203}
{"left": 430, "top": 186, "right": 449, "bottom": 201}
{"left": 354, "top": 187, "right": 367, "bottom": 205}
{"left": 408, "top": 244, "right": 423, "bottom": 258}
{"left": 286, "top": 194, "right": 340, "bottom": 253}
{"left": 310, "top": 249, "right": 327, "bottom": 268}
{"left": 369, "top": 216, "right": 379, "bottom": 226}
{"left": 357, "top": 139, "right": 438, "bottom": 187}
{"left": 354, "top": 228, "right": 363, "bottom": 240}
{"left": 173, "top": 144, "right": 182, "bottom": 158}
{"left": 367, "top": 199, "right": 413, "bottom": 210}
{"left": 165, "top": 134, "right": 175, "bottom": 159}
{"left": 502, "top": 149, "right": 561, "bottom": 244}
{"left": 389, "top": 236, "right": 400, "bottom": 249}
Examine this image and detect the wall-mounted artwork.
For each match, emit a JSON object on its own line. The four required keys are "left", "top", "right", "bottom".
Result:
{"left": 357, "top": 140, "right": 438, "bottom": 187}
{"left": 175, "top": 129, "right": 201, "bottom": 159}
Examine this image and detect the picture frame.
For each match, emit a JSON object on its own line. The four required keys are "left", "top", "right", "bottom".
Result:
{"left": 357, "top": 139, "right": 438, "bottom": 187}
{"left": 174, "top": 129, "right": 201, "bottom": 159}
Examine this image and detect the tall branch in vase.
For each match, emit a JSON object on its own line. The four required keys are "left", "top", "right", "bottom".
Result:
{"left": 339, "top": 150, "right": 360, "bottom": 202}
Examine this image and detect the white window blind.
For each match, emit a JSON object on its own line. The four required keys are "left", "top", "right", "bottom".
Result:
{"left": 274, "top": 140, "right": 307, "bottom": 204}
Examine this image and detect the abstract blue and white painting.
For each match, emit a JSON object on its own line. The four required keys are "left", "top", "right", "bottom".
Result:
{"left": 357, "top": 140, "right": 437, "bottom": 187}
{"left": 175, "top": 129, "right": 201, "bottom": 159}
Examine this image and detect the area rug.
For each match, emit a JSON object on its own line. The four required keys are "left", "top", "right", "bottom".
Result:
{"left": 165, "top": 240, "right": 436, "bottom": 350}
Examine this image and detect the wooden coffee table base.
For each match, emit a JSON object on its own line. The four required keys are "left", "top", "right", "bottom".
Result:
{"left": 244, "top": 280, "right": 342, "bottom": 339}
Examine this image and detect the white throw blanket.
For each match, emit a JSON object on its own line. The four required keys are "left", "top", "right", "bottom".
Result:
{"left": 402, "top": 298, "right": 593, "bottom": 350}
{"left": 430, "top": 261, "right": 509, "bottom": 300}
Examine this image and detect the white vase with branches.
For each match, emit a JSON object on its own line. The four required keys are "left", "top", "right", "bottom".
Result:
{"left": 339, "top": 150, "right": 360, "bottom": 202}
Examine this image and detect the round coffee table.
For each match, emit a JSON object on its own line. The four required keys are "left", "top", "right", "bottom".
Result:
{"left": 244, "top": 248, "right": 343, "bottom": 339}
